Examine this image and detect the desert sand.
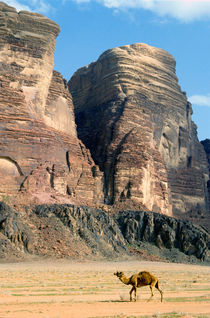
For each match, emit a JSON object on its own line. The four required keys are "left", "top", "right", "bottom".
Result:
{"left": 0, "top": 260, "right": 209, "bottom": 318}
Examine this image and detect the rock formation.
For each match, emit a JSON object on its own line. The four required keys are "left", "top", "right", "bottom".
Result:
{"left": 0, "top": 3, "right": 209, "bottom": 262}
{"left": 35, "top": 204, "right": 127, "bottom": 258}
{"left": 69, "top": 43, "right": 209, "bottom": 216}
{"left": 115, "top": 210, "right": 209, "bottom": 261}
{"left": 0, "top": 202, "right": 209, "bottom": 261}
{"left": 0, "top": 2, "right": 103, "bottom": 206}
{"left": 0, "top": 202, "right": 33, "bottom": 258}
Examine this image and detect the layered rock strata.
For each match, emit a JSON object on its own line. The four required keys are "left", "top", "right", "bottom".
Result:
{"left": 69, "top": 43, "right": 209, "bottom": 215}
{"left": 0, "top": 3, "right": 103, "bottom": 206}
{"left": 0, "top": 2, "right": 209, "bottom": 217}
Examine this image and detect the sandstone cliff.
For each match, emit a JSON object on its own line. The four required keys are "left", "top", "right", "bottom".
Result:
{"left": 69, "top": 43, "right": 209, "bottom": 216}
{"left": 0, "top": 2, "right": 103, "bottom": 206}
{"left": 0, "top": 3, "right": 209, "bottom": 263}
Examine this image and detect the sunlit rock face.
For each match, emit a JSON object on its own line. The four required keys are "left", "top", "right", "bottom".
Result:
{"left": 0, "top": 3, "right": 104, "bottom": 206}
{"left": 0, "top": 1, "right": 208, "bottom": 215}
{"left": 69, "top": 43, "right": 209, "bottom": 215}
{"left": 0, "top": 2, "right": 60, "bottom": 122}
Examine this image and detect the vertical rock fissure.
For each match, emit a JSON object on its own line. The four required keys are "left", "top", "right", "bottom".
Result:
{"left": 105, "top": 128, "right": 134, "bottom": 204}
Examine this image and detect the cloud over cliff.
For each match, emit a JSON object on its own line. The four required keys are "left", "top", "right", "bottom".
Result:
{"left": 189, "top": 94, "right": 210, "bottom": 107}
{"left": 5, "top": 0, "right": 51, "bottom": 13}
{"left": 5, "top": 0, "right": 210, "bottom": 21}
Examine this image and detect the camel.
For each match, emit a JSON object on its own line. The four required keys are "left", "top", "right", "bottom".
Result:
{"left": 114, "top": 271, "right": 163, "bottom": 302}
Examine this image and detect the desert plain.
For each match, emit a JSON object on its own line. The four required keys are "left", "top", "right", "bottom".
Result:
{"left": 0, "top": 260, "right": 209, "bottom": 318}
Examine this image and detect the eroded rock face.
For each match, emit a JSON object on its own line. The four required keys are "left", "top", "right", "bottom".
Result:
{"left": 115, "top": 210, "right": 209, "bottom": 261}
{"left": 0, "top": 3, "right": 103, "bottom": 206}
{"left": 0, "top": 202, "right": 33, "bottom": 256}
{"left": 69, "top": 43, "right": 209, "bottom": 215}
{"left": 0, "top": 2, "right": 209, "bottom": 217}
{"left": 0, "top": 203, "right": 209, "bottom": 261}
{"left": 35, "top": 204, "right": 127, "bottom": 258}
{"left": 0, "top": 2, "right": 60, "bottom": 122}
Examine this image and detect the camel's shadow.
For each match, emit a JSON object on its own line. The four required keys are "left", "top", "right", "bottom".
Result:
{"left": 100, "top": 299, "right": 158, "bottom": 303}
{"left": 100, "top": 300, "right": 129, "bottom": 303}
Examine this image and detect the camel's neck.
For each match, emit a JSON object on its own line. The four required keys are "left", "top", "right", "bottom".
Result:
{"left": 119, "top": 275, "right": 130, "bottom": 285}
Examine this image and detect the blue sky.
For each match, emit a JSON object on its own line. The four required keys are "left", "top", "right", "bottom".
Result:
{"left": 4, "top": 0, "right": 210, "bottom": 140}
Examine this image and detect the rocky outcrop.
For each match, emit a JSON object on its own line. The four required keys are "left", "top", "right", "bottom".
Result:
{"left": 0, "top": 2, "right": 104, "bottom": 206}
{"left": 115, "top": 210, "right": 209, "bottom": 261}
{"left": 0, "top": 202, "right": 33, "bottom": 257}
{"left": 0, "top": 202, "right": 127, "bottom": 259}
{"left": 69, "top": 43, "right": 209, "bottom": 216}
{"left": 35, "top": 204, "right": 127, "bottom": 258}
{"left": 0, "top": 202, "right": 209, "bottom": 261}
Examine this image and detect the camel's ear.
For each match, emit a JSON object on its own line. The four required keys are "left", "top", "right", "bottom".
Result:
{"left": 114, "top": 271, "right": 121, "bottom": 276}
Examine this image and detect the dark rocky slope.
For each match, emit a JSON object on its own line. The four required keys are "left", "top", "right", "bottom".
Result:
{"left": 115, "top": 210, "right": 209, "bottom": 261}
{"left": 0, "top": 203, "right": 209, "bottom": 262}
{"left": 0, "top": 202, "right": 33, "bottom": 258}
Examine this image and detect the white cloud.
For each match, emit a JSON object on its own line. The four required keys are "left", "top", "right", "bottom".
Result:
{"left": 74, "top": 0, "right": 90, "bottom": 2}
{"left": 189, "top": 94, "right": 210, "bottom": 107}
{"left": 4, "top": 0, "right": 51, "bottom": 14}
{"left": 6, "top": 0, "right": 210, "bottom": 21}
{"left": 4, "top": 0, "right": 30, "bottom": 11}
{"left": 73, "top": 0, "right": 210, "bottom": 22}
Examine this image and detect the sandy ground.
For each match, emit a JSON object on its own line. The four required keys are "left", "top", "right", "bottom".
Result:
{"left": 0, "top": 260, "right": 209, "bottom": 318}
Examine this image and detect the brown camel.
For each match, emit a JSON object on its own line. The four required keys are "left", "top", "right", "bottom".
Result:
{"left": 114, "top": 271, "right": 163, "bottom": 302}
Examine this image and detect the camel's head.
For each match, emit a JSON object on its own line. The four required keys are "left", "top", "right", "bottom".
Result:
{"left": 114, "top": 271, "right": 124, "bottom": 278}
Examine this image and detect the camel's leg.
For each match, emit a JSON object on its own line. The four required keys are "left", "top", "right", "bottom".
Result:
{"left": 159, "top": 289, "right": 163, "bottom": 302}
{"left": 147, "top": 285, "right": 155, "bottom": 302}
{"left": 129, "top": 286, "right": 135, "bottom": 301}
{"left": 147, "top": 279, "right": 159, "bottom": 302}
{"left": 155, "top": 281, "right": 163, "bottom": 302}
{"left": 134, "top": 286, "right": 137, "bottom": 301}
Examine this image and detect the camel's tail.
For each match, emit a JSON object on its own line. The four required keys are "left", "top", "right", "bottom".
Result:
{"left": 155, "top": 281, "right": 159, "bottom": 289}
